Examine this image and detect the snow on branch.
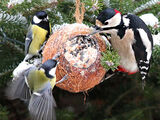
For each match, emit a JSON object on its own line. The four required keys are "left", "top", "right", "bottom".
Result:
{"left": 7, "top": 0, "right": 57, "bottom": 8}
{"left": 0, "top": 10, "right": 27, "bottom": 24}
{"left": 133, "top": 0, "right": 160, "bottom": 14}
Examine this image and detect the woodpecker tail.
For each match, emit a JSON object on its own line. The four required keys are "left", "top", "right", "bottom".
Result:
{"left": 28, "top": 89, "right": 57, "bottom": 120}
{"left": 138, "top": 60, "right": 151, "bottom": 89}
{"left": 5, "top": 76, "right": 31, "bottom": 100}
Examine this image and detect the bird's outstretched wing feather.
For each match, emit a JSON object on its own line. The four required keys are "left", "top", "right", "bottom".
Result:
{"left": 29, "top": 88, "right": 57, "bottom": 120}
{"left": 5, "top": 68, "right": 31, "bottom": 100}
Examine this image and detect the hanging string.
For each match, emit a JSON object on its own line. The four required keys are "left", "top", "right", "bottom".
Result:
{"left": 74, "top": 0, "right": 85, "bottom": 24}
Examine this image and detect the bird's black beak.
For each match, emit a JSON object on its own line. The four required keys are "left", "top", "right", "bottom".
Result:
{"left": 93, "top": 25, "right": 103, "bottom": 31}
{"left": 43, "top": 18, "right": 48, "bottom": 22}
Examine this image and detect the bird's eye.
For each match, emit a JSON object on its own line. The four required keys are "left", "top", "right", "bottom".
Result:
{"left": 105, "top": 21, "right": 109, "bottom": 25}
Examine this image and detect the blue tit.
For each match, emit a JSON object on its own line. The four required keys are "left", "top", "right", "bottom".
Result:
{"left": 6, "top": 59, "right": 58, "bottom": 120}
{"left": 24, "top": 11, "right": 51, "bottom": 61}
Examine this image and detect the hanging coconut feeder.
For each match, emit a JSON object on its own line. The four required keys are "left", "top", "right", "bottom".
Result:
{"left": 42, "top": 23, "right": 107, "bottom": 93}
{"left": 42, "top": 0, "right": 107, "bottom": 93}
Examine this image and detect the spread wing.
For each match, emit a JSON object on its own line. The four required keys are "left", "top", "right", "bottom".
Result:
{"left": 25, "top": 24, "right": 33, "bottom": 55}
{"left": 29, "top": 86, "right": 57, "bottom": 120}
{"left": 5, "top": 63, "right": 33, "bottom": 100}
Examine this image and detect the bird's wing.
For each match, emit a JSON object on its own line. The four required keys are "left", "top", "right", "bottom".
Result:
{"left": 132, "top": 28, "right": 153, "bottom": 84}
{"left": 25, "top": 24, "right": 33, "bottom": 55}
{"left": 29, "top": 88, "right": 57, "bottom": 120}
{"left": 5, "top": 66, "right": 32, "bottom": 100}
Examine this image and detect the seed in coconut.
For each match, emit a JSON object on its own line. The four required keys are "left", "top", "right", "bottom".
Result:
{"left": 64, "top": 35, "right": 98, "bottom": 69}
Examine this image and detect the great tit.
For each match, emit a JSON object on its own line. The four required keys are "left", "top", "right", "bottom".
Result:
{"left": 24, "top": 11, "right": 51, "bottom": 61}
{"left": 6, "top": 59, "right": 58, "bottom": 120}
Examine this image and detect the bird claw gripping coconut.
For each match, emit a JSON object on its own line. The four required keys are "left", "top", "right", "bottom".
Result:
{"left": 42, "top": 23, "right": 107, "bottom": 93}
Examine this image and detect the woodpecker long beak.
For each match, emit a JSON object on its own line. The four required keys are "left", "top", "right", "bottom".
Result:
{"left": 88, "top": 28, "right": 101, "bottom": 36}
{"left": 83, "top": 25, "right": 103, "bottom": 38}
{"left": 94, "top": 25, "right": 103, "bottom": 31}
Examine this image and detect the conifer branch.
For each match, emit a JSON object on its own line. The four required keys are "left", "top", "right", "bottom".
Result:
{"left": 133, "top": 0, "right": 160, "bottom": 15}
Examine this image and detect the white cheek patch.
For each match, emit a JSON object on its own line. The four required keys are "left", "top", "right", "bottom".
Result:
{"left": 138, "top": 28, "right": 152, "bottom": 61}
{"left": 33, "top": 16, "right": 41, "bottom": 24}
{"left": 103, "top": 13, "right": 121, "bottom": 28}
{"left": 49, "top": 67, "right": 57, "bottom": 77}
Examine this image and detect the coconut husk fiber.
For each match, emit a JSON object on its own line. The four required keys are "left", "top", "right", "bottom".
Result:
{"left": 42, "top": 23, "right": 106, "bottom": 93}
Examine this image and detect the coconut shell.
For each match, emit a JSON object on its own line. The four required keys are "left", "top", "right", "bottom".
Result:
{"left": 42, "top": 23, "right": 106, "bottom": 93}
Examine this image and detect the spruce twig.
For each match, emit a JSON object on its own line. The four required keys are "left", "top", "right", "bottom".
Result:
{"left": 133, "top": 0, "right": 160, "bottom": 15}
{"left": 0, "top": 28, "right": 25, "bottom": 46}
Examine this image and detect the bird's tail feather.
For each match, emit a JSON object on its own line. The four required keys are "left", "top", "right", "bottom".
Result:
{"left": 28, "top": 89, "right": 56, "bottom": 120}
{"left": 5, "top": 76, "right": 31, "bottom": 100}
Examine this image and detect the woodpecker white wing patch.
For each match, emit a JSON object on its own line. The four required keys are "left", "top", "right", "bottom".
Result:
{"left": 137, "top": 28, "right": 152, "bottom": 61}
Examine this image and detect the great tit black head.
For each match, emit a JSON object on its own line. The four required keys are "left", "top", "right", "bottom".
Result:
{"left": 36, "top": 11, "right": 48, "bottom": 20}
{"left": 41, "top": 59, "right": 58, "bottom": 79}
{"left": 32, "top": 11, "right": 50, "bottom": 37}
{"left": 32, "top": 11, "right": 48, "bottom": 24}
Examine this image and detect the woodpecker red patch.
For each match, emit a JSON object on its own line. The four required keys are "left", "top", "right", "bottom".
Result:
{"left": 114, "top": 9, "right": 121, "bottom": 14}
{"left": 116, "top": 66, "right": 137, "bottom": 75}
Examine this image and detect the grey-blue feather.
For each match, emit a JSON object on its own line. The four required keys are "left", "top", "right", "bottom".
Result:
{"left": 25, "top": 24, "right": 33, "bottom": 55}
{"left": 5, "top": 65, "right": 33, "bottom": 100}
{"left": 29, "top": 88, "right": 57, "bottom": 120}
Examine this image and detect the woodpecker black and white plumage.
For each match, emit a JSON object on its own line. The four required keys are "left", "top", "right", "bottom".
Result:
{"left": 95, "top": 8, "right": 153, "bottom": 87}
{"left": 24, "top": 11, "right": 51, "bottom": 61}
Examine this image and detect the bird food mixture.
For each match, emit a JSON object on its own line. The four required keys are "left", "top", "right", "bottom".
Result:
{"left": 64, "top": 35, "right": 98, "bottom": 69}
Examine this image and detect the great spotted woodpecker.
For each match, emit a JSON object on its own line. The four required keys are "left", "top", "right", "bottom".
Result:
{"left": 95, "top": 8, "right": 153, "bottom": 87}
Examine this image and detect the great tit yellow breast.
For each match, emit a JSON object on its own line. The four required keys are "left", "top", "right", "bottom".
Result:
{"left": 29, "top": 25, "right": 48, "bottom": 55}
{"left": 27, "top": 69, "right": 50, "bottom": 92}
{"left": 50, "top": 76, "right": 56, "bottom": 89}
{"left": 49, "top": 23, "right": 52, "bottom": 35}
